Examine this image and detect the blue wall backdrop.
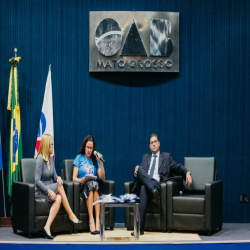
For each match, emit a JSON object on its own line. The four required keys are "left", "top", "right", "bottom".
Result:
{"left": 0, "top": 0, "right": 249, "bottom": 223}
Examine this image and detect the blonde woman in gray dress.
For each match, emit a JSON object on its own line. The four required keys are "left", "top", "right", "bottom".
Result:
{"left": 35, "top": 134, "right": 81, "bottom": 239}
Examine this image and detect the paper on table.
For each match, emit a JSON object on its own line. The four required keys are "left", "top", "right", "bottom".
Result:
{"left": 85, "top": 174, "right": 97, "bottom": 181}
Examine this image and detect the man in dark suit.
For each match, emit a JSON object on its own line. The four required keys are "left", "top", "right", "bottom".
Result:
{"left": 131, "top": 133, "right": 192, "bottom": 235}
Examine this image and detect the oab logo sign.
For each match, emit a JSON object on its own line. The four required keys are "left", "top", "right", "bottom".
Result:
{"left": 89, "top": 11, "right": 179, "bottom": 72}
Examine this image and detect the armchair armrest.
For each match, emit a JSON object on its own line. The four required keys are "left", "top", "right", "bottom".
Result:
{"left": 124, "top": 181, "right": 134, "bottom": 194}
{"left": 63, "top": 181, "right": 74, "bottom": 208}
{"left": 166, "top": 180, "right": 182, "bottom": 230}
{"left": 205, "top": 180, "right": 223, "bottom": 231}
{"left": 124, "top": 181, "right": 135, "bottom": 229}
{"left": 98, "top": 180, "right": 115, "bottom": 195}
{"left": 160, "top": 182, "right": 167, "bottom": 231}
{"left": 12, "top": 182, "right": 35, "bottom": 234}
{"left": 72, "top": 182, "right": 80, "bottom": 218}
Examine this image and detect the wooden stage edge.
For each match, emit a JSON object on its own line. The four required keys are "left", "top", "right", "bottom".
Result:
{"left": 0, "top": 240, "right": 250, "bottom": 245}
{"left": 0, "top": 217, "right": 12, "bottom": 227}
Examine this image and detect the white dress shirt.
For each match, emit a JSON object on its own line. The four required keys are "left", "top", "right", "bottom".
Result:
{"left": 147, "top": 151, "right": 160, "bottom": 182}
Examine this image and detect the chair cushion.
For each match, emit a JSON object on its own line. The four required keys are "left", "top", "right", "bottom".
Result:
{"left": 35, "top": 199, "right": 66, "bottom": 216}
{"left": 173, "top": 194, "right": 205, "bottom": 214}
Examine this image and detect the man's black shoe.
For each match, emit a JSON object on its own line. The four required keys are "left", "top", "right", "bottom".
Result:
{"left": 153, "top": 189, "right": 159, "bottom": 201}
{"left": 131, "top": 230, "right": 144, "bottom": 236}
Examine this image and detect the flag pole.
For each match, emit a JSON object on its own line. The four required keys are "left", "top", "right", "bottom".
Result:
{"left": 0, "top": 133, "right": 6, "bottom": 217}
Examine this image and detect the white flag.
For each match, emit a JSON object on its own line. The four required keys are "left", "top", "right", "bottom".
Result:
{"left": 34, "top": 65, "right": 54, "bottom": 160}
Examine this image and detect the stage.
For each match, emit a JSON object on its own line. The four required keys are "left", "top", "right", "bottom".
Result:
{"left": 0, "top": 224, "right": 249, "bottom": 250}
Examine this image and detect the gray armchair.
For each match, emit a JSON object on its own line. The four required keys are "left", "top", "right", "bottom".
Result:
{"left": 63, "top": 159, "right": 115, "bottom": 232}
{"left": 167, "top": 157, "right": 223, "bottom": 235}
{"left": 12, "top": 159, "right": 73, "bottom": 238}
{"left": 124, "top": 181, "right": 167, "bottom": 232}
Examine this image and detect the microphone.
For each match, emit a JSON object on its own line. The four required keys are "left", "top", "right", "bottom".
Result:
{"left": 94, "top": 151, "right": 105, "bottom": 163}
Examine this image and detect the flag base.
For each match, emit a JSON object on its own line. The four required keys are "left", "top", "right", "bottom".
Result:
{"left": 0, "top": 217, "right": 12, "bottom": 227}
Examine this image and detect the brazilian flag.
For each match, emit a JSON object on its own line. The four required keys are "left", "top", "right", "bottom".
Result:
{"left": 7, "top": 57, "right": 23, "bottom": 214}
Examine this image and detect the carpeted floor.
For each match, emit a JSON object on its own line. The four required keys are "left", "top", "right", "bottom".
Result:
{"left": 0, "top": 224, "right": 249, "bottom": 243}
{"left": 54, "top": 228, "right": 201, "bottom": 242}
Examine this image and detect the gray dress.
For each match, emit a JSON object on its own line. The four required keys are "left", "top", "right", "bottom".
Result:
{"left": 35, "top": 155, "right": 58, "bottom": 202}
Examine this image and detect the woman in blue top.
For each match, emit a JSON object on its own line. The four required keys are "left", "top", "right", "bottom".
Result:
{"left": 73, "top": 135, "right": 105, "bottom": 235}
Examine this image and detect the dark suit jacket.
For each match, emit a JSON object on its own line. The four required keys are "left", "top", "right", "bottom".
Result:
{"left": 132, "top": 152, "right": 188, "bottom": 194}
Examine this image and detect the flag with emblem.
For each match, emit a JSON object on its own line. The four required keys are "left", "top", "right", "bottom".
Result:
{"left": 7, "top": 57, "right": 23, "bottom": 206}
{"left": 34, "top": 65, "right": 54, "bottom": 160}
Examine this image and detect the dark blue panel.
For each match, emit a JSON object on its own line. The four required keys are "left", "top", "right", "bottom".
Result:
{"left": 0, "top": 0, "right": 250, "bottom": 224}
{"left": 0, "top": 243, "right": 250, "bottom": 250}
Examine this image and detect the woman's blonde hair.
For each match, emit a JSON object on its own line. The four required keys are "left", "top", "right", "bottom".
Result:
{"left": 36, "top": 134, "right": 54, "bottom": 162}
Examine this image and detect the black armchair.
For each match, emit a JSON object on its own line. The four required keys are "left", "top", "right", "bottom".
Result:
{"left": 63, "top": 159, "right": 115, "bottom": 232}
{"left": 167, "top": 157, "right": 223, "bottom": 235}
{"left": 12, "top": 158, "right": 73, "bottom": 238}
{"left": 124, "top": 181, "right": 167, "bottom": 232}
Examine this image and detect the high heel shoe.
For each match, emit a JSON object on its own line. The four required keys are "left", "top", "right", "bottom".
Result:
{"left": 69, "top": 218, "right": 82, "bottom": 225}
{"left": 95, "top": 230, "right": 100, "bottom": 234}
{"left": 89, "top": 218, "right": 97, "bottom": 235}
{"left": 43, "top": 228, "right": 54, "bottom": 240}
{"left": 69, "top": 218, "right": 82, "bottom": 234}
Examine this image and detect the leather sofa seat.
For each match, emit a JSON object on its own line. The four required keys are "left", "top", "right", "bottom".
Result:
{"left": 167, "top": 157, "right": 223, "bottom": 235}
{"left": 63, "top": 159, "right": 115, "bottom": 232}
{"left": 35, "top": 200, "right": 66, "bottom": 216}
{"left": 125, "top": 181, "right": 167, "bottom": 231}
{"left": 12, "top": 158, "right": 73, "bottom": 238}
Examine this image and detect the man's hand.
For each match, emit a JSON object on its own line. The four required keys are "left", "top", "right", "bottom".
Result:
{"left": 134, "top": 165, "right": 139, "bottom": 175}
{"left": 57, "top": 176, "right": 63, "bottom": 186}
{"left": 186, "top": 172, "right": 192, "bottom": 187}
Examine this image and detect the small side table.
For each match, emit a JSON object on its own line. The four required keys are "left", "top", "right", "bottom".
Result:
{"left": 100, "top": 203, "right": 140, "bottom": 241}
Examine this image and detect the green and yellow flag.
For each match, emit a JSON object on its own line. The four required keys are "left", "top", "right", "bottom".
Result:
{"left": 7, "top": 57, "right": 23, "bottom": 211}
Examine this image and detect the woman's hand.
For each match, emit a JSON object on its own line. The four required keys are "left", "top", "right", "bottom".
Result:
{"left": 73, "top": 166, "right": 86, "bottom": 184}
{"left": 48, "top": 189, "right": 57, "bottom": 201}
{"left": 57, "top": 176, "right": 63, "bottom": 186}
{"left": 80, "top": 177, "right": 86, "bottom": 184}
{"left": 96, "top": 152, "right": 103, "bottom": 163}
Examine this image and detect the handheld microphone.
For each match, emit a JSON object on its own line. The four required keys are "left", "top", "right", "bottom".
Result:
{"left": 94, "top": 150, "right": 105, "bottom": 163}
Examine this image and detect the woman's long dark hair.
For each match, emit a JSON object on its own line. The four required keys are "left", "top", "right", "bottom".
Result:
{"left": 79, "top": 135, "right": 97, "bottom": 168}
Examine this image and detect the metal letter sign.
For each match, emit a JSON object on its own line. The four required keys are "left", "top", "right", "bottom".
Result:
{"left": 89, "top": 11, "right": 179, "bottom": 72}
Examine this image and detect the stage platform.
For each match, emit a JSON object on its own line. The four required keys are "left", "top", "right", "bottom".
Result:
{"left": 0, "top": 223, "right": 249, "bottom": 250}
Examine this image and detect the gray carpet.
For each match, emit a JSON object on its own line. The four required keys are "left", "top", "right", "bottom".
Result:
{"left": 199, "top": 223, "right": 250, "bottom": 242}
{"left": 0, "top": 224, "right": 249, "bottom": 242}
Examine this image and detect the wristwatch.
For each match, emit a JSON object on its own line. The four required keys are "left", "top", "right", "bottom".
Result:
{"left": 187, "top": 171, "right": 191, "bottom": 175}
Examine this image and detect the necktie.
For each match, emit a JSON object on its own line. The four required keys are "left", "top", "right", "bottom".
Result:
{"left": 149, "top": 155, "right": 157, "bottom": 179}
